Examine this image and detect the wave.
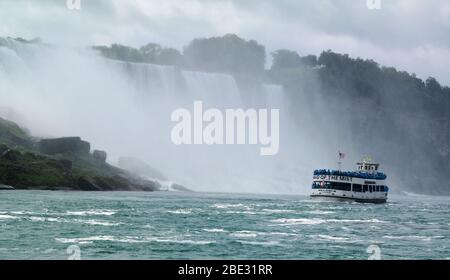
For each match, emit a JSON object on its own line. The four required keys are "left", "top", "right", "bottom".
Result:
{"left": 73, "top": 219, "right": 122, "bottom": 226}
{"left": 55, "top": 236, "right": 145, "bottom": 244}
{"left": 237, "top": 240, "right": 282, "bottom": 246}
{"left": 203, "top": 228, "right": 227, "bottom": 233}
{"left": 305, "top": 210, "right": 335, "bottom": 215}
{"left": 230, "top": 231, "right": 259, "bottom": 238}
{"left": 30, "top": 217, "right": 62, "bottom": 222}
{"left": 154, "top": 239, "right": 216, "bottom": 245}
{"left": 28, "top": 216, "right": 121, "bottom": 226}
{"left": 0, "top": 214, "right": 19, "bottom": 220}
{"left": 271, "top": 218, "right": 325, "bottom": 225}
{"left": 10, "top": 211, "right": 39, "bottom": 215}
{"left": 271, "top": 218, "right": 387, "bottom": 226}
{"left": 311, "top": 234, "right": 351, "bottom": 242}
{"left": 212, "top": 203, "right": 253, "bottom": 210}
{"left": 229, "top": 230, "right": 296, "bottom": 238}
{"left": 64, "top": 210, "right": 116, "bottom": 216}
{"left": 55, "top": 235, "right": 216, "bottom": 245}
{"left": 167, "top": 209, "right": 193, "bottom": 215}
{"left": 326, "top": 218, "right": 387, "bottom": 224}
{"left": 261, "top": 209, "right": 295, "bottom": 214}
{"left": 260, "top": 232, "right": 297, "bottom": 237}
{"left": 225, "top": 211, "right": 257, "bottom": 215}
{"left": 382, "top": 235, "right": 443, "bottom": 242}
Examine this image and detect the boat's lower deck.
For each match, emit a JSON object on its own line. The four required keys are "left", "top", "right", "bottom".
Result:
{"left": 310, "top": 194, "right": 387, "bottom": 204}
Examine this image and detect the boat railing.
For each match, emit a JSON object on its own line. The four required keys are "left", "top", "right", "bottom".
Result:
{"left": 313, "top": 169, "right": 387, "bottom": 180}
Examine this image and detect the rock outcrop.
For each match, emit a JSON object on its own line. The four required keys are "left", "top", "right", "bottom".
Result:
{"left": 40, "top": 137, "right": 90, "bottom": 155}
{"left": 93, "top": 150, "right": 107, "bottom": 163}
{"left": 0, "top": 184, "right": 14, "bottom": 190}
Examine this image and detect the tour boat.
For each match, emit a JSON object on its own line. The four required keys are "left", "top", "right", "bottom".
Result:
{"left": 310, "top": 157, "right": 389, "bottom": 204}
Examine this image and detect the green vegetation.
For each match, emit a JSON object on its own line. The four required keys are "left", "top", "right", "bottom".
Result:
{"left": 0, "top": 117, "right": 34, "bottom": 148}
{"left": 183, "top": 34, "right": 266, "bottom": 76}
{"left": 93, "top": 34, "right": 266, "bottom": 76}
{"left": 0, "top": 118, "right": 158, "bottom": 191}
{"left": 93, "top": 43, "right": 183, "bottom": 66}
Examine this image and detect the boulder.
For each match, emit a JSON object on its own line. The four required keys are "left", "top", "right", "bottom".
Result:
{"left": 93, "top": 150, "right": 107, "bottom": 163}
{"left": 40, "top": 137, "right": 90, "bottom": 155}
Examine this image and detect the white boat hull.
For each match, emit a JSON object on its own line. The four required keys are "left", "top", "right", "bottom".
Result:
{"left": 310, "top": 189, "right": 387, "bottom": 204}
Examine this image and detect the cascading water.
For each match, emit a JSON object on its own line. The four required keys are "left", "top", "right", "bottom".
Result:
{"left": 0, "top": 37, "right": 319, "bottom": 194}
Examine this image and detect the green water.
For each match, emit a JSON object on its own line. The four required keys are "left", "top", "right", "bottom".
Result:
{"left": 0, "top": 190, "right": 449, "bottom": 259}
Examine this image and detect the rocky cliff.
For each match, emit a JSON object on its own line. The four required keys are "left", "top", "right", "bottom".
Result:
{"left": 0, "top": 117, "right": 159, "bottom": 191}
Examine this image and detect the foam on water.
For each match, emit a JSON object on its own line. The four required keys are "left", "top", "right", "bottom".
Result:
{"left": 167, "top": 209, "right": 193, "bottom": 215}
{"left": 0, "top": 214, "right": 18, "bottom": 220}
{"left": 203, "top": 228, "right": 227, "bottom": 233}
{"left": 65, "top": 210, "right": 116, "bottom": 216}
{"left": 230, "top": 231, "right": 259, "bottom": 238}
{"left": 272, "top": 218, "right": 326, "bottom": 225}
{"left": 237, "top": 240, "right": 282, "bottom": 247}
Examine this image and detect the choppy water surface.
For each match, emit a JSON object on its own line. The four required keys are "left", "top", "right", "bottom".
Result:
{"left": 0, "top": 190, "right": 449, "bottom": 259}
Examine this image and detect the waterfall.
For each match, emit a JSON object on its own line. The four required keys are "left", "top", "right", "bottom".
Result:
{"left": 262, "top": 84, "right": 284, "bottom": 108}
{"left": 0, "top": 38, "right": 311, "bottom": 194}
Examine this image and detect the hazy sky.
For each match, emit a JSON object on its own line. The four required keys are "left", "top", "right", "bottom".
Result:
{"left": 1, "top": 0, "right": 449, "bottom": 85}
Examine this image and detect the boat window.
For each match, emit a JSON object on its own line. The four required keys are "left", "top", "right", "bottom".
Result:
{"left": 329, "top": 182, "right": 351, "bottom": 191}
{"left": 352, "top": 184, "right": 362, "bottom": 192}
{"left": 363, "top": 185, "right": 368, "bottom": 192}
{"left": 312, "top": 182, "right": 324, "bottom": 189}
{"left": 375, "top": 186, "right": 380, "bottom": 192}
{"left": 369, "top": 185, "right": 373, "bottom": 192}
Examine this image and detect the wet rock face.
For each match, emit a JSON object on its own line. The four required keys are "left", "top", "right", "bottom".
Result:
{"left": 0, "top": 184, "right": 14, "bottom": 190}
{"left": 77, "top": 177, "right": 102, "bottom": 191}
{"left": 39, "top": 137, "right": 90, "bottom": 155}
{"left": 0, "top": 149, "right": 20, "bottom": 161}
{"left": 93, "top": 150, "right": 107, "bottom": 163}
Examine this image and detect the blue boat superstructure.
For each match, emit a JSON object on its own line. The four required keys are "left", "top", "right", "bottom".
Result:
{"left": 310, "top": 159, "right": 389, "bottom": 203}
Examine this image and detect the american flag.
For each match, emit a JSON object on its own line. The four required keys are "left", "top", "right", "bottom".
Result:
{"left": 339, "top": 151, "right": 345, "bottom": 160}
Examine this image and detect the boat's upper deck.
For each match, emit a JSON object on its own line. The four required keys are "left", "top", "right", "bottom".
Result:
{"left": 313, "top": 169, "right": 387, "bottom": 180}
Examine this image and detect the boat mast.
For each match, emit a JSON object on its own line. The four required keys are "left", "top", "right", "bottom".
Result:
{"left": 338, "top": 151, "right": 345, "bottom": 171}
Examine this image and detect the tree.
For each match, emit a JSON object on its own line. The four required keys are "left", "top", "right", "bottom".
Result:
{"left": 139, "top": 43, "right": 183, "bottom": 66}
{"left": 93, "top": 43, "right": 183, "bottom": 66}
{"left": 271, "top": 49, "right": 302, "bottom": 70}
{"left": 271, "top": 50, "right": 319, "bottom": 70}
{"left": 425, "top": 77, "right": 442, "bottom": 94}
{"left": 93, "top": 44, "right": 142, "bottom": 62}
{"left": 183, "top": 34, "right": 266, "bottom": 76}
